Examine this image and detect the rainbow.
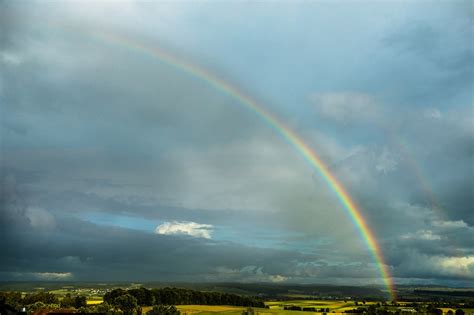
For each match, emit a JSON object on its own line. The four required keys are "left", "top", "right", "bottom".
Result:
{"left": 90, "top": 30, "right": 396, "bottom": 300}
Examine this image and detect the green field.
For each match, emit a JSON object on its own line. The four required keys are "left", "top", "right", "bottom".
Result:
{"left": 156, "top": 300, "right": 377, "bottom": 315}
{"left": 166, "top": 301, "right": 474, "bottom": 315}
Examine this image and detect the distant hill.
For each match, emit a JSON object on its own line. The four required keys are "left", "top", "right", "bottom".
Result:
{"left": 0, "top": 281, "right": 386, "bottom": 299}
{"left": 414, "top": 289, "right": 474, "bottom": 298}
{"left": 1, "top": 282, "right": 474, "bottom": 302}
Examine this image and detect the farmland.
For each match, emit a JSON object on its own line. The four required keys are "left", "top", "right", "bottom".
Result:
{"left": 1, "top": 282, "right": 473, "bottom": 315}
{"left": 140, "top": 300, "right": 364, "bottom": 314}
{"left": 176, "top": 302, "right": 473, "bottom": 315}
{"left": 172, "top": 300, "right": 376, "bottom": 314}
{"left": 135, "top": 300, "right": 474, "bottom": 315}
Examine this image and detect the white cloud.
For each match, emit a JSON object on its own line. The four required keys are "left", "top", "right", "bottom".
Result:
{"left": 396, "top": 252, "right": 474, "bottom": 280}
{"left": 309, "top": 92, "right": 380, "bottom": 123}
{"left": 25, "top": 207, "right": 56, "bottom": 230}
{"left": 439, "top": 256, "right": 474, "bottom": 278}
{"left": 1, "top": 51, "right": 23, "bottom": 65}
{"left": 424, "top": 108, "right": 442, "bottom": 119}
{"left": 401, "top": 229, "right": 441, "bottom": 241}
{"left": 214, "top": 266, "right": 290, "bottom": 283}
{"left": 375, "top": 147, "right": 398, "bottom": 174}
{"left": 33, "top": 272, "right": 73, "bottom": 280}
{"left": 432, "top": 219, "right": 468, "bottom": 229}
{"left": 269, "top": 274, "right": 289, "bottom": 283}
{"left": 155, "top": 221, "right": 213, "bottom": 239}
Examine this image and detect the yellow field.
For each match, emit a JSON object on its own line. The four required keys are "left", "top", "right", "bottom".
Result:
{"left": 86, "top": 299, "right": 104, "bottom": 305}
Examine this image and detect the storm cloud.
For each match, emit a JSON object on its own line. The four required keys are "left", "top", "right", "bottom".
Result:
{"left": 1, "top": 1, "right": 472, "bottom": 286}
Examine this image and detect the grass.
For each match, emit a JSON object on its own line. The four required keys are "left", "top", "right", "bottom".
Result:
{"left": 176, "top": 305, "right": 245, "bottom": 314}
{"left": 92, "top": 300, "right": 474, "bottom": 314}
{"left": 160, "top": 300, "right": 377, "bottom": 315}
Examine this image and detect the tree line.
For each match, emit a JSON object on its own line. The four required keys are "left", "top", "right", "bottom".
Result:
{"left": 103, "top": 287, "right": 265, "bottom": 308}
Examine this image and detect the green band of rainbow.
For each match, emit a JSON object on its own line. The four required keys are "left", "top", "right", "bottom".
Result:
{"left": 91, "top": 31, "right": 396, "bottom": 300}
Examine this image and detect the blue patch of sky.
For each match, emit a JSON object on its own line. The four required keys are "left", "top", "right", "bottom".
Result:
{"left": 75, "top": 210, "right": 320, "bottom": 252}
{"left": 76, "top": 211, "right": 157, "bottom": 232}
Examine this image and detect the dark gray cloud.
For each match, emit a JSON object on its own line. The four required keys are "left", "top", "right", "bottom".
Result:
{"left": 0, "top": 185, "right": 383, "bottom": 284}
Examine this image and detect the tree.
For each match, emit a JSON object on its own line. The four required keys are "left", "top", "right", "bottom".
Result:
{"left": 26, "top": 301, "right": 46, "bottom": 313}
{"left": 367, "top": 304, "right": 377, "bottom": 315}
{"left": 77, "top": 306, "right": 90, "bottom": 313}
{"left": 60, "top": 294, "right": 86, "bottom": 309}
{"left": 74, "top": 296, "right": 87, "bottom": 309}
{"left": 23, "top": 292, "right": 59, "bottom": 305}
{"left": 95, "top": 302, "right": 113, "bottom": 315}
{"left": 60, "top": 294, "right": 75, "bottom": 308}
{"left": 108, "top": 287, "right": 264, "bottom": 308}
{"left": 104, "top": 289, "right": 127, "bottom": 305}
{"left": 242, "top": 307, "right": 254, "bottom": 315}
{"left": 129, "top": 288, "right": 155, "bottom": 306}
{"left": 0, "top": 291, "right": 22, "bottom": 310}
{"left": 114, "top": 294, "right": 138, "bottom": 315}
{"left": 146, "top": 305, "right": 180, "bottom": 315}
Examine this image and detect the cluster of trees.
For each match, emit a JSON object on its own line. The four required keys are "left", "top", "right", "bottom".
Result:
{"left": 104, "top": 294, "right": 181, "bottom": 315}
{"left": 406, "top": 301, "right": 474, "bottom": 310}
{"left": 343, "top": 304, "right": 467, "bottom": 315}
{"left": 283, "top": 305, "right": 329, "bottom": 312}
{"left": 412, "top": 303, "right": 466, "bottom": 315}
{"left": 104, "top": 287, "right": 264, "bottom": 308}
{"left": 145, "top": 305, "right": 179, "bottom": 315}
{"left": 0, "top": 291, "right": 91, "bottom": 314}
{"left": 1, "top": 287, "right": 263, "bottom": 315}
{"left": 0, "top": 291, "right": 62, "bottom": 310}
{"left": 0, "top": 291, "right": 179, "bottom": 315}
{"left": 59, "top": 294, "right": 87, "bottom": 309}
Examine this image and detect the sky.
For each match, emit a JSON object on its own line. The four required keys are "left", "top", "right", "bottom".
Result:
{"left": 1, "top": 1, "right": 473, "bottom": 289}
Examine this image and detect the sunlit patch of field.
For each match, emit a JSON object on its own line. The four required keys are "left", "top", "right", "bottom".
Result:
{"left": 86, "top": 298, "right": 103, "bottom": 305}
{"left": 49, "top": 289, "right": 71, "bottom": 295}
{"left": 265, "top": 299, "right": 371, "bottom": 312}
{"left": 141, "top": 306, "right": 151, "bottom": 313}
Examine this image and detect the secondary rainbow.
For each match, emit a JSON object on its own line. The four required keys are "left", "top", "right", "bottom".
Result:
{"left": 90, "top": 30, "right": 396, "bottom": 300}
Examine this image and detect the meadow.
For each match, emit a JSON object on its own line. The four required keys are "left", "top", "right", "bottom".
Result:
{"left": 147, "top": 301, "right": 474, "bottom": 315}
{"left": 142, "top": 300, "right": 380, "bottom": 315}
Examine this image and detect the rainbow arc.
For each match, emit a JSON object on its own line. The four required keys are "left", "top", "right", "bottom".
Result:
{"left": 89, "top": 30, "right": 396, "bottom": 300}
